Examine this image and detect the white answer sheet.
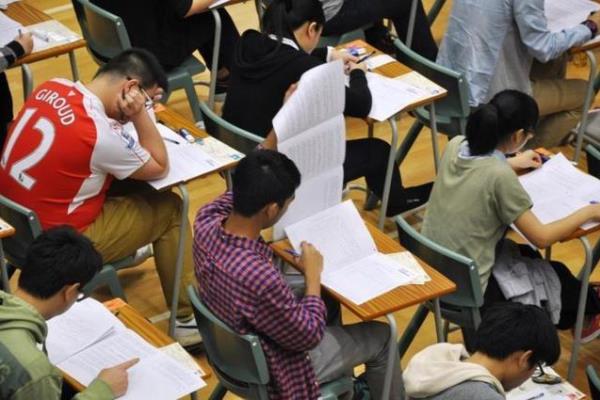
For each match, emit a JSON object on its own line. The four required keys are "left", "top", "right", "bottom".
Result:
{"left": 365, "top": 72, "right": 431, "bottom": 121}
{"left": 544, "top": 0, "right": 600, "bottom": 33}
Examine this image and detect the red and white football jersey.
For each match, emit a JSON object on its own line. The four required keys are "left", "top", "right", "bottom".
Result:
{"left": 0, "top": 79, "right": 150, "bottom": 231}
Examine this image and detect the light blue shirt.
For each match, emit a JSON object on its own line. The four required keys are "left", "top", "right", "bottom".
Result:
{"left": 437, "top": 0, "right": 592, "bottom": 106}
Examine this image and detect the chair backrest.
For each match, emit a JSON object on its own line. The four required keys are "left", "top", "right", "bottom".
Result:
{"left": 586, "top": 144, "right": 600, "bottom": 180}
{"left": 395, "top": 216, "right": 483, "bottom": 324}
{"left": 0, "top": 196, "right": 42, "bottom": 268}
{"left": 198, "top": 101, "right": 264, "bottom": 155}
{"left": 74, "top": 0, "right": 131, "bottom": 65}
{"left": 588, "top": 365, "right": 600, "bottom": 400}
{"left": 187, "top": 285, "right": 270, "bottom": 395}
{"left": 393, "top": 38, "right": 470, "bottom": 135}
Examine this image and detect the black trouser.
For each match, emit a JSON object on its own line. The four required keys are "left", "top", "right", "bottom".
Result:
{"left": 344, "top": 138, "right": 416, "bottom": 216}
{"left": 158, "top": 9, "right": 240, "bottom": 71}
{"left": 483, "top": 244, "right": 600, "bottom": 329}
{"left": 0, "top": 72, "right": 13, "bottom": 150}
{"left": 323, "top": 0, "right": 438, "bottom": 61}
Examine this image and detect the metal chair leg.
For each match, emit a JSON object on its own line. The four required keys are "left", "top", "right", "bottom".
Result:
{"left": 209, "top": 383, "right": 227, "bottom": 400}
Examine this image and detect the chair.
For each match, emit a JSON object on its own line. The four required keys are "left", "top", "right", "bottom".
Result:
{"left": 587, "top": 365, "right": 600, "bottom": 400}
{"left": 392, "top": 38, "right": 471, "bottom": 167}
{"left": 72, "top": 0, "right": 206, "bottom": 123}
{"left": 198, "top": 100, "right": 264, "bottom": 155}
{"left": 187, "top": 285, "right": 354, "bottom": 400}
{"left": 586, "top": 144, "right": 600, "bottom": 179}
{"left": 0, "top": 195, "right": 139, "bottom": 299}
{"left": 395, "top": 215, "right": 484, "bottom": 357}
{"left": 427, "top": 0, "right": 447, "bottom": 25}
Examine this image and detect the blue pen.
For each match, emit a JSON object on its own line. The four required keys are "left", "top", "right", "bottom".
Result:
{"left": 591, "top": 201, "right": 599, "bottom": 205}
{"left": 177, "top": 128, "right": 196, "bottom": 143}
{"left": 285, "top": 249, "right": 301, "bottom": 258}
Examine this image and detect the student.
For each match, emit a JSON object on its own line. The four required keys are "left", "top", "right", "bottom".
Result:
{"left": 193, "top": 149, "right": 404, "bottom": 399}
{"left": 319, "top": 0, "right": 437, "bottom": 61}
{"left": 437, "top": 0, "right": 600, "bottom": 147}
{"left": 0, "top": 31, "right": 33, "bottom": 150}
{"left": 0, "top": 48, "right": 199, "bottom": 346}
{"left": 0, "top": 226, "right": 138, "bottom": 400}
{"left": 403, "top": 303, "right": 560, "bottom": 400}
{"left": 92, "top": 0, "right": 240, "bottom": 89}
{"left": 224, "top": 0, "right": 432, "bottom": 217}
{"left": 421, "top": 90, "right": 600, "bottom": 341}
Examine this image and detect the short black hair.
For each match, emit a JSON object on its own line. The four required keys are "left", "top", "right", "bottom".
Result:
{"left": 95, "top": 48, "right": 169, "bottom": 92}
{"left": 232, "top": 149, "right": 301, "bottom": 217}
{"left": 466, "top": 90, "right": 539, "bottom": 155}
{"left": 473, "top": 303, "right": 560, "bottom": 368}
{"left": 18, "top": 226, "right": 103, "bottom": 299}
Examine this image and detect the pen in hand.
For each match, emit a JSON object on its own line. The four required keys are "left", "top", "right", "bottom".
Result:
{"left": 357, "top": 50, "right": 376, "bottom": 64}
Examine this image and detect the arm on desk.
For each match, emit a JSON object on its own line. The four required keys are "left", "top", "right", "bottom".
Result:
{"left": 0, "top": 33, "right": 33, "bottom": 72}
{"left": 514, "top": 205, "right": 600, "bottom": 248}
{"left": 180, "top": 0, "right": 219, "bottom": 17}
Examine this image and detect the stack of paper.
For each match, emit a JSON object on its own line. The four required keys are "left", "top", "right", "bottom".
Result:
{"left": 507, "top": 367, "right": 584, "bottom": 400}
{"left": 518, "top": 152, "right": 600, "bottom": 231}
{"left": 365, "top": 72, "right": 432, "bottom": 121}
{"left": 285, "top": 201, "right": 419, "bottom": 304}
{"left": 544, "top": 0, "right": 600, "bottom": 33}
{"left": 47, "top": 299, "right": 205, "bottom": 399}
{"left": 272, "top": 61, "right": 347, "bottom": 240}
{"left": 387, "top": 252, "right": 431, "bottom": 285}
{"left": 0, "top": 15, "right": 80, "bottom": 52}
{"left": 124, "top": 122, "right": 242, "bottom": 189}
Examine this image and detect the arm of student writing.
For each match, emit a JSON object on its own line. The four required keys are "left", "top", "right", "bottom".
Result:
{"left": 0, "top": 33, "right": 33, "bottom": 72}
{"left": 514, "top": 206, "right": 600, "bottom": 248}
{"left": 514, "top": 0, "right": 592, "bottom": 62}
{"left": 251, "top": 276, "right": 327, "bottom": 352}
{"left": 345, "top": 69, "right": 372, "bottom": 118}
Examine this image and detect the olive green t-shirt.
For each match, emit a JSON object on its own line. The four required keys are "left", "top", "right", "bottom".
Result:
{"left": 421, "top": 136, "right": 532, "bottom": 291}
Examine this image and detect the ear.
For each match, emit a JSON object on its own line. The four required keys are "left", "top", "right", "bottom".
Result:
{"left": 307, "top": 22, "right": 320, "bottom": 38}
{"left": 518, "top": 350, "right": 534, "bottom": 370}
{"left": 264, "top": 202, "right": 280, "bottom": 220}
{"left": 63, "top": 283, "right": 80, "bottom": 303}
{"left": 123, "top": 77, "right": 140, "bottom": 92}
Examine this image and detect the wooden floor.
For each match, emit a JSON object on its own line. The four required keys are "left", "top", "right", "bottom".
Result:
{"left": 5, "top": 0, "right": 600, "bottom": 397}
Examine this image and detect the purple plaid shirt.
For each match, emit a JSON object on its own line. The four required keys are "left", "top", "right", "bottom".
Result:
{"left": 192, "top": 192, "right": 327, "bottom": 399}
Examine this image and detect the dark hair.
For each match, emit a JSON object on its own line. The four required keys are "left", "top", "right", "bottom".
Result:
{"left": 262, "top": 0, "right": 325, "bottom": 39}
{"left": 472, "top": 303, "right": 560, "bottom": 368}
{"left": 95, "top": 48, "right": 169, "bottom": 92}
{"left": 232, "top": 149, "right": 301, "bottom": 217}
{"left": 466, "top": 90, "right": 539, "bottom": 155}
{"left": 18, "top": 226, "right": 103, "bottom": 299}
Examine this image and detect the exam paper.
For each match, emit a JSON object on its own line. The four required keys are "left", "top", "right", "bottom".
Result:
{"left": 518, "top": 153, "right": 600, "bottom": 231}
{"left": 507, "top": 367, "right": 584, "bottom": 400}
{"left": 159, "top": 342, "right": 206, "bottom": 377}
{"left": 366, "top": 72, "right": 431, "bottom": 121}
{"left": 387, "top": 251, "right": 431, "bottom": 285}
{"left": 365, "top": 54, "right": 396, "bottom": 70}
{"left": 47, "top": 298, "right": 125, "bottom": 364}
{"left": 544, "top": 0, "right": 600, "bottom": 33}
{"left": 0, "top": 11, "right": 22, "bottom": 47}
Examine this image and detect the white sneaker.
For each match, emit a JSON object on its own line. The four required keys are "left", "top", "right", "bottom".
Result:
{"left": 175, "top": 316, "right": 203, "bottom": 348}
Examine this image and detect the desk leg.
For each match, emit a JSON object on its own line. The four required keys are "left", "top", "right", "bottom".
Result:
{"left": 382, "top": 313, "right": 398, "bottom": 400}
{"left": 168, "top": 184, "right": 190, "bottom": 338}
{"left": 429, "top": 102, "right": 440, "bottom": 173}
{"left": 21, "top": 64, "right": 33, "bottom": 100}
{"left": 378, "top": 117, "right": 400, "bottom": 230}
{"left": 406, "top": 0, "right": 418, "bottom": 49}
{"left": 433, "top": 298, "right": 444, "bottom": 342}
{"left": 573, "top": 50, "right": 597, "bottom": 164}
{"left": 68, "top": 51, "right": 80, "bottom": 82}
{"left": 567, "top": 235, "right": 593, "bottom": 382}
{"left": 208, "top": 9, "right": 222, "bottom": 110}
{"left": 0, "top": 243, "right": 9, "bottom": 293}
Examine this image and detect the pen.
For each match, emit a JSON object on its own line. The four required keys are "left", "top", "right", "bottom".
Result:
{"left": 285, "top": 249, "right": 301, "bottom": 258}
{"left": 357, "top": 50, "right": 376, "bottom": 64}
{"left": 178, "top": 128, "right": 195, "bottom": 143}
{"left": 591, "top": 200, "right": 599, "bottom": 204}
{"left": 31, "top": 29, "right": 50, "bottom": 43}
{"left": 163, "top": 137, "right": 180, "bottom": 145}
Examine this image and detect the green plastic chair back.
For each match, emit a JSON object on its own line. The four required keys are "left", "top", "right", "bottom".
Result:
{"left": 395, "top": 215, "right": 483, "bottom": 328}
{"left": 187, "top": 285, "right": 271, "bottom": 399}
{"left": 588, "top": 365, "right": 600, "bottom": 400}
{"left": 0, "top": 195, "right": 42, "bottom": 268}
{"left": 198, "top": 100, "right": 264, "bottom": 155}
{"left": 393, "top": 38, "right": 470, "bottom": 136}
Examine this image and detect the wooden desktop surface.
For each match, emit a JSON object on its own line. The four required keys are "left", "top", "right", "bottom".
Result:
{"left": 4, "top": 1, "right": 86, "bottom": 66}
{"left": 271, "top": 223, "right": 456, "bottom": 320}
{"left": 342, "top": 39, "right": 448, "bottom": 111}
{"left": 63, "top": 300, "right": 210, "bottom": 392}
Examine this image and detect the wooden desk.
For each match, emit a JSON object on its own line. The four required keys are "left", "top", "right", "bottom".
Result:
{"left": 3, "top": 1, "right": 85, "bottom": 96}
{"left": 271, "top": 222, "right": 456, "bottom": 399}
{"left": 64, "top": 299, "right": 210, "bottom": 392}
{"left": 0, "top": 218, "right": 15, "bottom": 290}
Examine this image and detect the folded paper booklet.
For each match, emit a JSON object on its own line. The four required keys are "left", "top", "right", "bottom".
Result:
{"left": 47, "top": 299, "right": 205, "bottom": 400}
{"left": 285, "top": 201, "right": 420, "bottom": 304}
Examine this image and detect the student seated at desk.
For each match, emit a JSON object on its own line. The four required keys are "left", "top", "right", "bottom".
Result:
{"left": 403, "top": 303, "right": 560, "bottom": 400}
{"left": 421, "top": 90, "right": 600, "bottom": 341}
{"left": 437, "top": 0, "right": 600, "bottom": 148}
{"left": 93, "top": 0, "right": 239, "bottom": 90}
{"left": 223, "top": 0, "right": 432, "bottom": 217}
{"left": 0, "top": 49, "right": 199, "bottom": 346}
{"left": 319, "top": 0, "right": 437, "bottom": 61}
{"left": 193, "top": 150, "right": 405, "bottom": 400}
{"left": 0, "top": 31, "right": 33, "bottom": 149}
{"left": 0, "top": 226, "right": 137, "bottom": 400}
